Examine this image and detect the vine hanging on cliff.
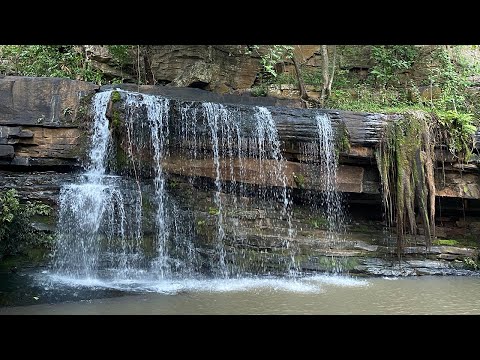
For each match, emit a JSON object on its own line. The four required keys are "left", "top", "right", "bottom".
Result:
{"left": 375, "top": 111, "right": 436, "bottom": 257}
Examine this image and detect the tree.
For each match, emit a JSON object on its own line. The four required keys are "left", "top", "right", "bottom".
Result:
{"left": 251, "top": 45, "right": 337, "bottom": 108}
{"left": 320, "top": 45, "right": 336, "bottom": 106}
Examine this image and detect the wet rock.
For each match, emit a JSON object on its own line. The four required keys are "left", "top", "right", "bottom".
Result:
{"left": 353, "top": 242, "right": 378, "bottom": 252}
{"left": 0, "top": 144, "right": 14, "bottom": 159}
{"left": 31, "top": 222, "right": 55, "bottom": 232}
{"left": 0, "top": 171, "right": 77, "bottom": 204}
{"left": 351, "top": 257, "right": 478, "bottom": 277}
{"left": 469, "top": 222, "right": 480, "bottom": 235}
{"left": 437, "top": 253, "right": 460, "bottom": 261}
{"left": 436, "top": 246, "right": 477, "bottom": 257}
{"left": 355, "top": 258, "right": 418, "bottom": 277}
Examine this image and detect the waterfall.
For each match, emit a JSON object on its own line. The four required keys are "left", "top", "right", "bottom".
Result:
{"left": 52, "top": 91, "right": 144, "bottom": 279}
{"left": 315, "top": 113, "right": 346, "bottom": 273}
{"left": 123, "top": 92, "right": 174, "bottom": 278}
{"left": 51, "top": 88, "right": 348, "bottom": 287}
{"left": 176, "top": 103, "right": 298, "bottom": 276}
{"left": 87, "top": 91, "right": 112, "bottom": 176}
{"left": 52, "top": 91, "right": 112, "bottom": 278}
{"left": 252, "top": 106, "right": 297, "bottom": 275}
{"left": 202, "top": 102, "right": 240, "bottom": 277}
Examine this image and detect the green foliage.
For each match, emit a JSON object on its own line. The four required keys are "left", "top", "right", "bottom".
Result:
{"left": 272, "top": 71, "right": 297, "bottom": 85}
{"left": 245, "top": 45, "right": 294, "bottom": 78}
{"left": 323, "top": 45, "right": 480, "bottom": 120}
{"left": 107, "top": 46, "right": 133, "bottom": 84}
{"left": 298, "top": 68, "right": 324, "bottom": 88}
{"left": 251, "top": 85, "right": 268, "bottom": 97}
{"left": 327, "top": 85, "right": 422, "bottom": 113}
{"left": 375, "top": 112, "right": 436, "bottom": 255}
{"left": 261, "top": 45, "right": 293, "bottom": 78}
{"left": 0, "top": 189, "right": 53, "bottom": 257}
{"left": 107, "top": 45, "right": 132, "bottom": 66}
{"left": 0, "top": 45, "right": 107, "bottom": 84}
{"left": 168, "top": 178, "right": 178, "bottom": 189}
{"left": 463, "top": 257, "right": 479, "bottom": 270}
{"left": 435, "top": 110, "right": 477, "bottom": 160}
{"left": 370, "top": 45, "right": 419, "bottom": 88}
{"left": 268, "top": 67, "right": 327, "bottom": 88}
{"left": 330, "top": 68, "right": 352, "bottom": 88}
{"left": 427, "top": 47, "right": 474, "bottom": 113}
{"left": 62, "top": 107, "right": 74, "bottom": 117}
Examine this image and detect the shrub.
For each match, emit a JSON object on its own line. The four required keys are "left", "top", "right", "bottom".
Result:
{"left": 0, "top": 189, "right": 52, "bottom": 258}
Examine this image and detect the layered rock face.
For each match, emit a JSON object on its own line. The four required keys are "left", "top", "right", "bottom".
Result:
{"left": 0, "top": 76, "right": 98, "bottom": 169}
{"left": 83, "top": 45, "right": 262, "bottom": 94}
{"left": 1, "top": 76, "right": 479, "bottom": 213}
{"left": 0, "top": 76, "right": 479, "bottom": 275}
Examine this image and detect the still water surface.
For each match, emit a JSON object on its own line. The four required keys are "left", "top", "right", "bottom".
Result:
{"left": 1, "top": 274, "right": 480, "bottom": 315}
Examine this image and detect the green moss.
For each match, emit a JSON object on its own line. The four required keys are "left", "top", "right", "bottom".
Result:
{"left": 111, "top": 90, "right": 121, "bottom": 103}
{"left": 111, "top": 109, "right": 121, "bottom": 129}
{"left": 433, "top": 239, "right": 459, "bottom": 246}
{"left": 108, "top": 92, "right": 123, "bottom": 132}
{"left": 25, "top": 247, "right": 50, "bottom": 263}
{"left": 309, "top": 216, "right": 328, "bottom": 229}
{"left": 436, "top": 235, "right": 478, "bottom": 249}
{"left": 114, "top": 144, "right": 130, "bottom": 172}
{"left": 194, "top": 215, "right": 216, "bottom": 244}
{"left": 292, "top": 173, "right": 305, "bottom": 189}
{"left": 337, "top": 125, "right": 351, "bottom": 154}
{"left": 141, "top": 192, "right": 154, "bottom": 214}
{"left": 167, "top": 178, "right": 178, "bottom": 189}
{"left": 208, "top": 207, "right": 220, "bottom": 215}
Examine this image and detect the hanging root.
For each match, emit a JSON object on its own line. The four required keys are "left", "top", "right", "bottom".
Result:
{"left": 376, "top": 110, "right": 436, "bottom": 257}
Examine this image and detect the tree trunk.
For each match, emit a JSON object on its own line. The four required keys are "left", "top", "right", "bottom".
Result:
{"left": 321, "top": 45, "right": 329, "bottom": 106}
{"left": 142, "top": 46, "right": 155, "bottom": 85}
{"left": 292, "top": 55, "right": 308, "bottom": 103}
{"left": 327, "top": 45, "right": 336, "bottom": 94}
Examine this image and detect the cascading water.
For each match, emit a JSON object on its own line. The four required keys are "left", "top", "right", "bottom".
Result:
{"left": 52, "top": 90, "right": 144, "bottom": 279}
{"left": 122, "top": 92, "right": 174, "bottom": 278}
{"left": 252, "top": 106, "right": 297, "bottom": 275}
{"left": 202, "top": 102, "right": 235, "bottom": 277}
{"left": 176, "top": 103, "right": 298, "bottom": 276}
{"left": 314, "top": 113, "right": 346, "bottom": 272}
{"left": 50, "top": 88, "right": 348, "bottom": 292}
